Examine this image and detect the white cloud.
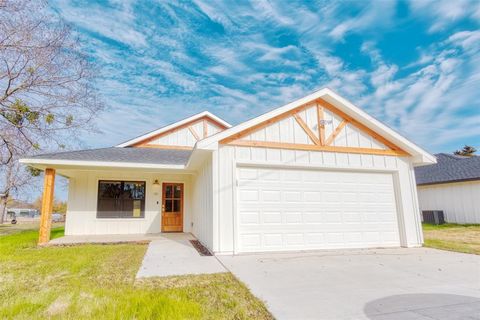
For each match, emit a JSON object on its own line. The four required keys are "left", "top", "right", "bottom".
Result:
{"left": 409, "top": 0, "right": 480, "bottom": 33}
{"left": 448, "top": 30, "right": 480, "bottom": 52}
{"left": 48, "top": 1, "right": 479, "bottom": 154}
{"left": 356, "top": 38, "right": 480, "bottom": 150}
{"left": 54, "top": 1, "right": 147, "bottom": 48}
{"left": 329, "top": 2, "right": 396, "bottom": 41}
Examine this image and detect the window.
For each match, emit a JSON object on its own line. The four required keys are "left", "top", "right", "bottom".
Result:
{"left": 97, "top": 180, "right": 146, "bottom": 218}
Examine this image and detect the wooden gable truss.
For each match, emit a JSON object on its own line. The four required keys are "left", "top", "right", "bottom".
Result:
{"left": 133, "top": 116, "right": 228, "bottom": 149}
{"left": 221, "top": 98, "right": 409, "bottom": 156}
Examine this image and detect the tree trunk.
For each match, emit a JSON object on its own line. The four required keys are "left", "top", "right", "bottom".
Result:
{"left": 0, "top": 196, "right": 7, "bottom": 224}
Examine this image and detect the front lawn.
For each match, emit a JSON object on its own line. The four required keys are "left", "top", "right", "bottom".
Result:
{"left": 0, "top": 227, "right": 272, "bottom": 319}
{"left": 422, "top": 223, "right": 480, "bottom": 255}
{"left": 0, "top": 222, "right": 41, "bottom": 235}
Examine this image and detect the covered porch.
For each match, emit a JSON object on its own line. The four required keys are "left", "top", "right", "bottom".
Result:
{"left": 19, "top": 147, "right": 212, "bottom": 246}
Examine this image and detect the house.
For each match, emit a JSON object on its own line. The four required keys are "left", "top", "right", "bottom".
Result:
{"left": 6, "top": 208, "right": 39, "bottom": 219}
{"left": 415, "top": 153, "right": 480, "bottom": 224}
{"left": 20, "top": 88, "right": 435, "bottom": 253}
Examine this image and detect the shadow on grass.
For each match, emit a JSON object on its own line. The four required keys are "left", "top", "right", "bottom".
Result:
{"left": 50, "top": 226, "right": 65, "bottom": 239}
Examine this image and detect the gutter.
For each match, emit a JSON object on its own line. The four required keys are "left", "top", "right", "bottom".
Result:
{"left": 417, "top": 177, "right": 480, "bottom": 186}
{"left": 19, "top": 158, "right": 187, "bottom": 170}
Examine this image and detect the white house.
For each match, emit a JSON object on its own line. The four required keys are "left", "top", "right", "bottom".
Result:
{"left": 415, "top": 153, "right": 480, "bottom": 224}
{"left": 21, "top": 88, "right": 435, "bottom": 253}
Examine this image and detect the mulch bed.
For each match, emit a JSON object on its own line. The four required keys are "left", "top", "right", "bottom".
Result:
{"left": 189, "top": 240, "right": 213, "bottom": 256}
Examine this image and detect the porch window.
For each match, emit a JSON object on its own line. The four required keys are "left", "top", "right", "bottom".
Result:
{"left": 97, "top": 180, "right": 146, "bottom": 218}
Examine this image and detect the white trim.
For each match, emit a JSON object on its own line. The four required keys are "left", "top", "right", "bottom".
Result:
{"left": 116, "top": 111, "right": 232, "bottom": 147}
{"left": 408, "top": 164, "right": 424, "bottom": 244}
{"left": 197, "top": 88, "right": 435, "bottom": 165}
{"left": 232, "top": 159, "right": 239, "bottom": 254}
{"left": 212, "top": 150, "right": 219, "bottom": 252}
{"left": 19, "top": 158, "right": 186, "bottom": 170}
{"left": 392, "top": 171, "right": 407, "bottom": 247}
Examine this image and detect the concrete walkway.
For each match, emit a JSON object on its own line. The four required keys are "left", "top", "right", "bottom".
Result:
{"left": 136, "top": 233, "right": 226, "bottom": 278}
{"left": 219, "top": 248, "right": 480, "bottom": 320}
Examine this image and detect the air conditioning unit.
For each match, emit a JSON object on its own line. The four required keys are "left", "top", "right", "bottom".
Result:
{"left": 422, "top": 210, "right": 445, "bottom": 225}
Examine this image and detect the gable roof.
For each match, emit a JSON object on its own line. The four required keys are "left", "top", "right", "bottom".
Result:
{"left": 197, "top": 88, "right": 435, "bottom": 165}
{"left": 20, "top": 87, "right": 437, "bottom": 171}
{"left": 116, "top": 111, "right": 231, "bottom": 148}
{"left": 415, "top": 153, "right": 480, "bottom": 185}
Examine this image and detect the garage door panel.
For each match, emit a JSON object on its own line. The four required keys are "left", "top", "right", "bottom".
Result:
{"left": 237, "top": 167, "right": 401, "bottom": 252}
{"left": 239, "top": 221, "right": 399, "bottom": 231}
{"left": 239, "top": 211, "right": 399, "bottom": 227}
{"left": 239, "top": 231, "right": 399, "bottom": 251}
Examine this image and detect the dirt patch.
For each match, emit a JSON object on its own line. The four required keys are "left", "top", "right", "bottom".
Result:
{"left": 424, "top": 228, "right": 480, "bottom": 244}
{"left": 45, "top": 295, "right": 71, "bottom": 316}
{"left": 423, "top": 225, "right": 480, "bottom": 255}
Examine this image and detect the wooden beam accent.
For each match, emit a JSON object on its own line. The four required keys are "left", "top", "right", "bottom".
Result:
{"left": 203, "top": 120, "right": 208, "bottom": 138}
{"left": 188, "top": 126, "right": 200, "bottom": 141}
{"left": 229, "top": 140, "right": 409, "bottom": 156}
{"left": 293, "top": 113, "right": 320, "bottom": 145}
{"left": 317, "top": 98, "right": 408, "bottom": 154}
{"left": 38, "top": 168, "right": 55, "bottom": 245}
{"left": 138, "top": 144, "right": 193, "bottom": 150}
{"left": 324, "top": 119, "right": 348, "bottom": 146}
{"left": 220, "top": 102, "right": 316, "bottom": 144}
{"left": 317, "top": 104, "right": 325, "bottom": 145}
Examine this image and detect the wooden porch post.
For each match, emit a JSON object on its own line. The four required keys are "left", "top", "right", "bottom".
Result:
{"left": 38, "top": 168, "right": 55, "bottom": 245}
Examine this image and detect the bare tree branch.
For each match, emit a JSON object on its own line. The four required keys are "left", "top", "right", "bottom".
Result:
{"left": 0, "top": 0, "right": 104, "bottom": 222}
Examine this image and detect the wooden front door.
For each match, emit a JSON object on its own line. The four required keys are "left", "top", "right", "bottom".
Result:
{"left": 161, "top": 183, "right": 183, "bottom": 232}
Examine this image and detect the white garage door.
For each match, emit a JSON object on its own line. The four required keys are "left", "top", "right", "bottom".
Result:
{"left": 237, "top": 167, "right": 401, "bottom": 253}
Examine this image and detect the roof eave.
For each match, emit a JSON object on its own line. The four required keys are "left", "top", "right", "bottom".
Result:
{"left": 19, "top": 158, "right": 187, "bottom": 171}
{"left": 417, "top": 177, "right": 480, "bottom": 186}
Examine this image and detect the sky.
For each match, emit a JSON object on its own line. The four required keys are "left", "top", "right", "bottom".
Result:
{"left": 49, "top": 0, "right": 480, "bottom": 154}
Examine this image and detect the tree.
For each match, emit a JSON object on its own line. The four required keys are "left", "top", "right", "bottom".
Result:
{"left": 454, "top": 145, "right": 477, "bottom": 157}
{"left": 33, "top": 196, "right": 67, "bottom": 214}
{"left": 0, "top": 1, "right": 103, "bottom": 223}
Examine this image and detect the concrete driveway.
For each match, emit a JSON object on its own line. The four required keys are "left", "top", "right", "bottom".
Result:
{"left": 218, "top": 248, "right": 480, "bottom": 320}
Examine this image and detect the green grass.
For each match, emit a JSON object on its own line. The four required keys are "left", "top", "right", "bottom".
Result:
{"left": 422, "top": 223, "right": 480, "bottom": 255}
{"left": 0, "top": 227, "right": 272, "bottom": 319}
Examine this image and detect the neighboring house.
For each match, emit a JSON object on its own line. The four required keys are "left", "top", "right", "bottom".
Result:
{"left": 21, "top": 88, "right": 435, "bottom": 253}
{"left": 6, "top": 208, "right": 39, "bottom": 219}
{"left": 415, "top": 153, "right": 480, "bottom": 224}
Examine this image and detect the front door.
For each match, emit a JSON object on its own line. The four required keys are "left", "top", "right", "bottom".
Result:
{"left": 161, "top": 183, "right": 183, "bottom": 232}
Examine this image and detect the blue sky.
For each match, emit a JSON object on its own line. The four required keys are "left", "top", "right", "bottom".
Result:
{"left": 50, "top": 0, "right": 480, "bottom": 154}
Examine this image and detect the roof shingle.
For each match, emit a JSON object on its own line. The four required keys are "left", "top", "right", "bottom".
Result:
{"left": 26, "top": 147, "right": 192, "bottom": 166}
{"left": 414, "top": 153, "right": 480, "bottom": 185}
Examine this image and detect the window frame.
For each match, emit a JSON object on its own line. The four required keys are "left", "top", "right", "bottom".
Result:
{"left": 96, "top": 179, "right": 146, "bottom": 219}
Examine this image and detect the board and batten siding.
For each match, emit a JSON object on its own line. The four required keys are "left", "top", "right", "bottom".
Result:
{"left": 191, "top": 156, "right": 214, "bottom": 249}
{"left": 65, "top": 171, "right": 193, "bottom": 235}
{"left": 417, "top": 181, "right": 480, "bottom": 224}
{"left": 214, "top": 143, "right": 423, "bottom": 253}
